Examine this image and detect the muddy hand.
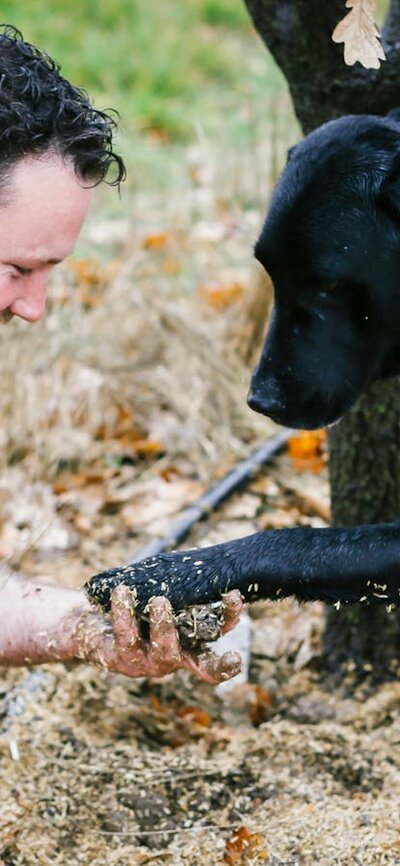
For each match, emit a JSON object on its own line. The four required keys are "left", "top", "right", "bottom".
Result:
{"left": 79, "top": 585, "right": 242, "bottom": 683}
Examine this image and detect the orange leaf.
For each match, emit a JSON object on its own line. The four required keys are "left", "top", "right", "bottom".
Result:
{"left": 53, "top": 470, "right": 109, "bottom": 494}
{"left": 145, "top": 697, "right": 212, "bottom": 747}
{"left": 68, "top": 258, "right": 103, "bottom": 287}
{"left": 117, "top": 405, "right": 134, "bottom": 426}
{"left": 198, "top": 282, "right": 244, "bottom": 309}
{"left": 288, "top": 430, "right": 326, "bottom": 473}
{"left": 224, "top": 827, "right": 269, "bottom": 864}
{"left": 159, "top": 465, "right": 181, "bottom": 481}
{"left": 249, "top": 686, "right": 272, "bottom": 727}
{"left": 176, "top": 705, "right": 211, "bottom": 728}
{"left": 133, "top": 438, "right": 165, "bottom": 458}
{"left": 142, "top": 231, "right": 171, "bottom": 250}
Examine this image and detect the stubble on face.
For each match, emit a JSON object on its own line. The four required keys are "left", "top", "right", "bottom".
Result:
{"left": 0, "top": 310, "right": 13, "bottom": 324}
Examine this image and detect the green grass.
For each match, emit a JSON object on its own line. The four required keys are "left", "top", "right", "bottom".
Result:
{"left": 0, "top": 0, "right": 287, "bottom": 141}
{"left": 0, "top": 1, "right": 298, "bottom": 257}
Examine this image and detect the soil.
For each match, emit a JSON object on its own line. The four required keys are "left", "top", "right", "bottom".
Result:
{"left": 1, "top": 455, "right": 400, "bottom": 866}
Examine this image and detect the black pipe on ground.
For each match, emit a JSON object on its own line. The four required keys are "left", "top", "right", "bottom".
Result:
{"left": 130, "top": 428, "right": 291, "bottom": 563}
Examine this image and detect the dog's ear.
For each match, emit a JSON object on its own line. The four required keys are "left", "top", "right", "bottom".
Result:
{"left": 386, "top": 107, "right": 400, "bottom": 124}
{"left": 376, "top": 154, "right": 400, "bottom": 225}
{"left": 286, "top": 144, "right": 299, "bottom": 163}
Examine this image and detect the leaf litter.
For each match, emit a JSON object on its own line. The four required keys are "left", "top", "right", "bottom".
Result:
{"left": 2, "top": 446, "right": 400, "bottom": 864}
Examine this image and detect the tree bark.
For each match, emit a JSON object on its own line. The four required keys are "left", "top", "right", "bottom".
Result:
{"left": 244, "top": 0, "right": 400, "bottom": 134}
{"left": 243, "top": 0, "right": 400, "bottom": 679}
{"left": 327, "top": 378, "right": 400, "bottom": 679}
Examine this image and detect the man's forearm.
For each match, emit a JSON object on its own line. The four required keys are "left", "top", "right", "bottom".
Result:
{"left": 0, "top": 572, "right": 243, "bottom": 683}
{"left": 0, "top": 573, "right": 88, "bottom": 666}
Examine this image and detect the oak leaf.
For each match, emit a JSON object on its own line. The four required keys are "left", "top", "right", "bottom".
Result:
{"left": 332, "top": 0, "right": 386, "bottom": 69}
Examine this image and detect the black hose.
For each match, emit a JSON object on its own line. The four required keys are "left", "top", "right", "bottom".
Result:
{"left": 129, "top": 428, "right": 291, "bottom": 563}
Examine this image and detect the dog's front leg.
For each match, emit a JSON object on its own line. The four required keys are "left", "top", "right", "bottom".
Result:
{"left": 85, "top": 522, "right": 400, "bottom": 612}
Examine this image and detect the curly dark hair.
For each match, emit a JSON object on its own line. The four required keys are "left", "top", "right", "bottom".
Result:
{"left": 0, "top": 24, "right": 126, "bottom": 188}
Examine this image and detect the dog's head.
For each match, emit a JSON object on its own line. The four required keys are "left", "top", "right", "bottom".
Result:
{"left": 248, "top": 113, "right": 400, "bottom": 429}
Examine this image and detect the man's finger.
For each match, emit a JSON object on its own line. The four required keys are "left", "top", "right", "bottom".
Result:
{"left": 148, "top": 597, "right": 181, "bottom": 669}
{"left": 184, "top": 649, "right": 242, "bottom": 684}
{"left": 220, "top": 590, "right": 243, "bottom": 634}
{"left": 110, "top": 585, "right": 142, "bottom": 651}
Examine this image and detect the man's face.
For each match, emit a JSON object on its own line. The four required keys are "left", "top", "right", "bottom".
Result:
{"left": 0, "top": 154, "right": 93, "bottom": 323}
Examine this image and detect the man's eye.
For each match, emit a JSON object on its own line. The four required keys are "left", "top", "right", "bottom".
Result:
{"left": 14, "top": 266, "right": 32, "bottom": 277}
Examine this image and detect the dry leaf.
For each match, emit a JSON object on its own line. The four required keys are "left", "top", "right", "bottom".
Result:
{"left": 224, "top": 826, "right": 269, "bottom": 864}
{"left": 259, "top": 507, "right": 302, "bottom": 530}
{"left": 67, "top": 258, "right": 117, "bottom": 308}
{"left": 175, "top": 705, "right": 211, "bottom": 729}
{"left": 287, "top": 430, "right": 326, "bottom": 474}
{"left": 135, "top": 696, "right": 212, "bottom": 747}
{"left": 119, "top": 476, "right": 204, "bottom": 531}
{"left": 142, "top": 231, "right": 171, "bottom": 250}
{"left": 332, "top": 0, "right": 386, "bottom": 69}
{"left": 222, "top": 684, "right": 272, "bottom": 727}
{"left": 249, "top": 685, "right": 273, "bottom": 727}
{"left": 198, "top": 282, "right": 244, "bottom": 309}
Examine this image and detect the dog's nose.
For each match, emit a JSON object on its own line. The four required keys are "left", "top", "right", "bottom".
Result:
{"left": 247, "top": 389, "right": 286, "bottom": 423}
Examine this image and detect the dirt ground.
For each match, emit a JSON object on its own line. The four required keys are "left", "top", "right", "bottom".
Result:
{"left": 2, "top": 454, "right": 400, "bottom": 866}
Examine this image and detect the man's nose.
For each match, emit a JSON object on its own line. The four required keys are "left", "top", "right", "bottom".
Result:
{"left": 10, "top": 272, "right": 49, "bottom": 322}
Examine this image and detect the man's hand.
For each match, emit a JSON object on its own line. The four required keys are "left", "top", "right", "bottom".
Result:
{"left": 74, "top": 586, "right": 243, "bottom": 683}
{"left": 0, "top": 573, "right": 243, "bottom": 683}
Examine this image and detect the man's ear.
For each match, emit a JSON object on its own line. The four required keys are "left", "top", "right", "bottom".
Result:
{"left": 376, "top": 154, "right": 400, "bottom": 225}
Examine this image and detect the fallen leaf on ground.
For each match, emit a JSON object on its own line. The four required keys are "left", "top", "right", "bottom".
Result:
{"left": 287, "top": 430, "right": 326, "bottom": 473}
{"left": 119, "top": 476, "right": 204, "bottom": 531}
{"left": 198, "top": 282, "right": 245, "bottom": 309}
{"left": 224, "top": 826, "right": 269, "bottom": 864}
{"left": 142, "top": 231, "right": 171, "bottom": 250}
{"left": 134, "top": 696, "right": 213, "bottom": 747}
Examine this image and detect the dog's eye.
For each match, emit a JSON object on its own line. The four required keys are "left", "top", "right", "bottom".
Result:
{"left": 313, "top": 280, "right": 343, "bottom": 298}
{"left": 320, "top": 281, "right": 341, "bottom": 293}
{"left": 304, "top": 278, "right": 348, "bottom": 300}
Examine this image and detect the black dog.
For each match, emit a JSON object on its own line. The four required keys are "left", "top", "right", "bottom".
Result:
{"left": 86, "top": 112, "right": 400, "bottom": 613}
{"left": 248, "top": 111, "right": 400, "bottom": 430}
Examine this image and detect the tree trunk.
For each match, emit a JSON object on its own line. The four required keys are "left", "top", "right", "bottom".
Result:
{"left": 327, "top": 379, "right": 400, "bottom": 679}
{"left": 243, "top": 0, "right": 400, "bottom": 679}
